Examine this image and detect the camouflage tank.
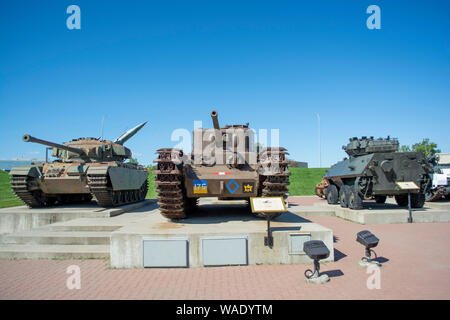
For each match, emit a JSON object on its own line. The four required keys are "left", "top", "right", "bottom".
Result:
{"left": 154, "top": 110, "right": 290, "bottom": 219}
{"left": 10, "top": 122, "right": 149, "bottom": 208}
{"left": 323, "top": 136, "right": 432, "bottom": 209}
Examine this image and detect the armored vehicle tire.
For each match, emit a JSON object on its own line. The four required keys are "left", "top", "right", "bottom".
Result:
{"left": 347, "top": 188, "right": 363, "bottom": 210}
{"left": 339, "top": 185, "right": 351, "bottom": 208}
{"left": 326, "top": 185, "right": 339, "bottom": 204}
{"left": 411, "top": 192, "right": 425, "bottom": 208}
{"left": 395, "top": 195, "right": 408, "bottom": 207}
{"left": 375, "top": 196, "right": 387, "bottom": 204}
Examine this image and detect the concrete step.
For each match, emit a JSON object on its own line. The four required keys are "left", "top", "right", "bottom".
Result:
{"left": 48, "top": 224, "right": 122, "bottom": 232}
{"left": 1, "top": 231, "right": 111, "bottom": 245}
{"left": 0, "top": 244, "right": 109, "bottom": 259}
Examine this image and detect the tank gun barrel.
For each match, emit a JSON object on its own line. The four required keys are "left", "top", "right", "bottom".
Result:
{"left": 113, "top": 121, "right": 147, "bottom": 145}
{"left": 211, "top": 110, "right": 220, "bottom": 130}
{"left": 22, "top": 134, "right": 85, "bottom": 155}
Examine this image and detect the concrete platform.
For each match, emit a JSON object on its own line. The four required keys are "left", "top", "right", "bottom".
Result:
{"left": 0, "top": 199, "right": 155, "bottom": 235}
{"left": 110, "top": 199, "right": 334, "bottom": 268}
{"left": 289, "top": 198, "right": 450, "bottom": 224}
{"left": 0, "top": 244, "right": 110, "bottom": 259}
{"left": 0, "top": 200, "right": 158, "bottom": 259}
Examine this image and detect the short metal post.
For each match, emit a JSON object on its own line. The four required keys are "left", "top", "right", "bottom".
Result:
{"left": 313, "top": 259, "right": 320, "bottom": 278}
{"left": 408, "top": 190, "right": 413, "bottom": 223}
{"left": 264, "top": 214, "right": 274, "bottom": 248}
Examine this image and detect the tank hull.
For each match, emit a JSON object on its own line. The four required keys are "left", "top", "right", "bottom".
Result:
{"left": 323, "top": 151, "right": 431, "bottom": 209}
{"left": 325, "top": 152, "right": 429, "bottom": 196}
{"left": 184, "top": 164, "right": 259, "bottom": 198}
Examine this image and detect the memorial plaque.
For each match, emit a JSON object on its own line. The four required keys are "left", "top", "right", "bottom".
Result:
{"left": 396, "top": 181, "right": 420, "bottom": 190}
{"left": 250, "top": 197, "right": 287, "bottom": 213}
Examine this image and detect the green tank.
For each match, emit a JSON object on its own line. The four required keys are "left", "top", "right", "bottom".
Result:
{"left": 154, "top": 110, "right": 290, "bottom": 220}
{"left": 323, "top": 136, "right": 432, "bottom": 209}
{"left": 9, "top": 122, "right": 149, "bottom": 208}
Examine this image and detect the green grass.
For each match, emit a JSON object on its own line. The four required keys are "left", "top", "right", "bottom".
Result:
{"left": 287, "top": 167, "right": 329, "bottom": 196}
{"left": 145, "top": 168, "right": 157, "bottom": 199}
{"left": 0, "top": 167, "right": 328, "bottom": 208}
{"left": 0, "top": 170, "right": 24, "bottom": 208}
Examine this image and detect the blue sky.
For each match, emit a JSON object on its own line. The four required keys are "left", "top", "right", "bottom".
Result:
{"left": 1, "top": 0, "right": 449, "bottom": 167}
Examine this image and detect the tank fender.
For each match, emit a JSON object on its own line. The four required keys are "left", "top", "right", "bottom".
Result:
{"left": 86, "top": 166, "right": 109, "bottom": 176}
{"left": 108, "top": 166, "right": 149, "bottom": 191}
{"left": 9, "top": 165, "right": 43, "bottom": 178}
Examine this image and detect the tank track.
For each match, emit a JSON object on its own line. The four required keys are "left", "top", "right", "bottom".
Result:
{"left": 87, "top": 173, "right": 148, "bottom": 207}
{"left": 256, "top": 147, "right": 290, "bottom": 218}
{"left": 154, "top": 148, "right": 193, "bottom": 220}
{"left": 10, "top": 175, "right": 46, "bottom": 207}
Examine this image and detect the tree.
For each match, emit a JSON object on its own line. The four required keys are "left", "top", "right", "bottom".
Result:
{"left": 399, "top": 145, "right": 411, "bottom": 152}
{"left": 129, "top": 157, "right": 139, "bottom": 164}
{"left": 400, "top": 138, "right": 441, "bottom": 157}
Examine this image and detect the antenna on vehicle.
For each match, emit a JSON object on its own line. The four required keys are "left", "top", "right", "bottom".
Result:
{"left": 100, "top": 115, "right": 107, "bottom": 140}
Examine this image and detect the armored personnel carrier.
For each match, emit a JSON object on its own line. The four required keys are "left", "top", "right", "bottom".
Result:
{"left": 323, "top": 136, "right": 432, "bottom": 209}
{"left": 10, "top": 122, "right": 149, "bottom": 208}
{"left": 154, "top": 110, "right": 290, "bottom": 219}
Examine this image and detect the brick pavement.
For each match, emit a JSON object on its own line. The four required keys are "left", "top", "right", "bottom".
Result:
{"left": 0, "top": 196, "right": 449, "bottom": 300}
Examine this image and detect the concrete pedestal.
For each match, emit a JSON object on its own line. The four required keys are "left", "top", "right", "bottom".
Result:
{"left": 110, "top": 199, "right": 334, "bottom": 268}
{"left": 289, "top": 198, "right": 450, "bottom": 224}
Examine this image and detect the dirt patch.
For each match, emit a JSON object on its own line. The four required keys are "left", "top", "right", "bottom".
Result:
{"left": 154, "top": 221, "right": 184, "bottom": 230}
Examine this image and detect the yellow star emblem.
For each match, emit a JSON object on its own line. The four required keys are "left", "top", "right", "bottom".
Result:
{"left": 244, "top": 184, "right": 253, "bottom": 192}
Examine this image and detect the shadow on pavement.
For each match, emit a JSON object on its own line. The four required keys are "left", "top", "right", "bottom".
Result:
{"left": 323, "top": 269, "right": 344, "bottom": 278}
{"left": 334, "top": 249, "right": 347, "bottom": 262}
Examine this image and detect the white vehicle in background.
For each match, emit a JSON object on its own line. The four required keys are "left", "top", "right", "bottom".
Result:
{"left": 425, "top": 153, "right": 450, "bottom": 201}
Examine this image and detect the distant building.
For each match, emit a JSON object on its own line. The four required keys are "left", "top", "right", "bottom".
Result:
{"left": 437, "top": 153, "right": 450, "bottom": 165}
{"left": 298, "top": 161, "right": 308, "bottom": 168}
{"left": 0, "top": 159, "right": 45, "bottom": 171}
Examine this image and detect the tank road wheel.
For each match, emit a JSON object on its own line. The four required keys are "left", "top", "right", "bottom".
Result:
{"left": 154, "top": 148, "right": 188, "bottom": 220}
{"left": 375, "top": 196, "right": 387, "bottom": 204}
{"left": 347, "top": 187, "right": 363, "bottom": 210}
{"left": 326, "top": 185, "right": 339, "bottom": 204}
{"left": 411, "top": 192, "right": 425, "bottom": 208}
{"left": 339, "top": 185, "right": 351, "bottom": 208}
{"left": 394, "top": 195, "right": 408, "bottom": 207}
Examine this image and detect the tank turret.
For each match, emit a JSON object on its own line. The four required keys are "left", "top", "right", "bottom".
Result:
{"left": 343, "top": 136, "right": 399, "bottom": 157}
{"left": 22, "top": 122, "right": 147, "bottom": 163}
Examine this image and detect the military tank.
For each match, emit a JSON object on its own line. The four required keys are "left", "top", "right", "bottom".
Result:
{"left": 10, "top": 122, "right": 149, "bottom": 208}
{"left": 323, "top": 136, "right": 432, "bottom": 209}
{"left": 154, "top": 110, "right": 290, "bottom": 219}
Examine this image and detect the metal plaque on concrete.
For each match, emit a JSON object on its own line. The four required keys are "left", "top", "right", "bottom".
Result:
{"left": 288, "top": 233, "right": 311, "bottom": 255}
{"left": 250, "top": 197, "right": 287, "bottom": 213}
{"left": 201, "top": 235, "right": 248, "bottom": 266}
{"left": 142, "top": 237, "right": 189, "bottom": 268}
